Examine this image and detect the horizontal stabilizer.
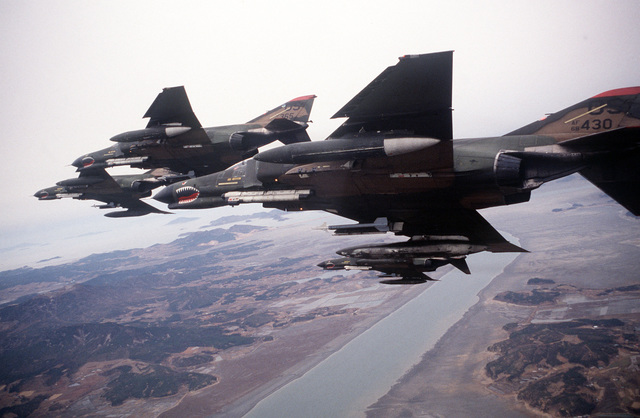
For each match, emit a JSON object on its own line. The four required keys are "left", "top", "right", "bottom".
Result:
{"left": 279, "top": 130, "right": 311, "bottom": 145}
{"left": 559, "top": 126, "right": 640, "bottom": 154}
{"left": 264, "top": 118, "right": 306, "bottom": 132}
{"left": 556, "top": 126, "right": 640, "bottom": 215}
{"left": 265, "top": 119, "right": 312, "bottom": 145}
{"left": 579, "top": 152, "right": 640, "bottom": 215}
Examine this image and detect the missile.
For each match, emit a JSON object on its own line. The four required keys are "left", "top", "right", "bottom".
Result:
{"left": 72, "top": 155, "right": 148, "bottom": 171}
{"left": 318, "top": 257, "right": 409, "bottom": 270}
{"left": 223, "top": 189, "right": 312, "bottom": 205}
{"left": 336, "top": 238, "right": 487, "bottom": 259}
{"left": 318, "top": 256, "right": 456, "bottom": 271}
{"left": 110, "top": 126, "right": 191, "bottom": 142}
{"left": 317, "top": 257, "right": 440, "bottom": 284}
{"left": 254, "top": 136, "right": 440, "bottom": 164}
{"left": 327, "top": 217, "right": 406, "bottom": 235}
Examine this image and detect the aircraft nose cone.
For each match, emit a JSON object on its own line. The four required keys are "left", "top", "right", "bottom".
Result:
{"left": 34, "top": 190, "right": 47, "bottom": 199}
{"left": 317, "top": 261, "right": 327, "bottom": 268}
{"left": 72, "top": 155, "right": 95, "bottom": 169}
{"left": 153, "top": 187, "right": 175, "bottom": 204}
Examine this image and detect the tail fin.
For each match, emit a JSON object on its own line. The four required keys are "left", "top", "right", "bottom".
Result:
{"left": 507, "top": 87, "right": 640, "bottom": 215}
{"left": 247, "top": 95, "right": 316, "bottom": 125}
{"left": 507, "top": 87, "right": 640, "bottom": 138}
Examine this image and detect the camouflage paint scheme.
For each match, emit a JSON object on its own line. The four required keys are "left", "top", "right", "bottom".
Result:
{"left": 36, "top": 87, "right": 315, "bottom": 217}
{"left": 34, "top": 168, "right": 180, "bottom": 217}
{"left": 72, "top": 87, "right": 315, "bottom": 177}
{"left": 154, "top": 52, "right": 640, "bottom": 282}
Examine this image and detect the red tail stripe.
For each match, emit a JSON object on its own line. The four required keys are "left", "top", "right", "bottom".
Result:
{"left": 592, "top": 87, "right": 640, "bottom": 98}
{"left": 288, "top": 95, "right": 317, "bottom": 102}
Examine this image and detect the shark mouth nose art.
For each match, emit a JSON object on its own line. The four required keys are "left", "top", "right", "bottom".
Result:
{"left": 176, "top": 186, "right": 200, "bottom": 204}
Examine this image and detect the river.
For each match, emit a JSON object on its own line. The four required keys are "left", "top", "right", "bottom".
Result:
{"left": 243, "top": 246, "right": 519, "bottom": 418}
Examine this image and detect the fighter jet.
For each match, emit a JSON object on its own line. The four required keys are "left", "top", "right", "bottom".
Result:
{"left": 72, "top": 86, "right": 316, "bottom": 176}
{"left": 317, "top": 255, "right": 467, "bottom": 285}
{"left": 154, "top": 52, "right": 640, "bottom": 282}
{"left": 317, "top": 235, "right": 479, "bottom": 284}
{"left": 35, "top": 167, "right": 180, "bottom": 217}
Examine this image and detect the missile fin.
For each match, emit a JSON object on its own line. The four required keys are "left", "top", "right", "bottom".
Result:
{"left": 450, "top": 258, "right": 471, "bottom": 274}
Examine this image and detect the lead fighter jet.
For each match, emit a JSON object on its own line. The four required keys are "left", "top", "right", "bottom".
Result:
{"left": 35, "top": 168, "right": 179, "bottom": 217}
{"left": 154, "top": 52, "right": 640, "bottom": 283}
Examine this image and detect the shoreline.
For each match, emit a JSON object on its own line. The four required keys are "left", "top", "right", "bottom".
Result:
{"left": 238, "top": 250, "right": 519, "bottom": 418}
{"left": 160, "top": 283, "right": 427, "bottom": 417}
{"left": 365, "top": 251, "right": 537, "bottom": 417}
{"left": 164, "top": 184, "right": 640, "bottom": 417}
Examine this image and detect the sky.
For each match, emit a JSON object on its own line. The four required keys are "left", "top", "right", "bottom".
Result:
{"left": 0, "top": 0, "right": 639, "bottom": 270}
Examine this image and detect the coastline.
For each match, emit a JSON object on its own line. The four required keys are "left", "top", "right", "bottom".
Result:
{"left": 166, "top": 178, "right": 640, "bottom": 417}
{"left": 159, "top": 283, "right": 426, "bottom": 417}
{"left": 364, "top": 182, "right": 640, "bottom": 416}
{"left": 235, "top": 250, "right": 519, "bottom": 418}
{"left": 365, "top": 254, "right": 537, "bottom": 417}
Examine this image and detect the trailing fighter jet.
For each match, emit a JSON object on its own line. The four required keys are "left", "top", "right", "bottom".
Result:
{"left": 34, "top": 168, "right": 181, "bottom": 217}
{"left": 154, "top": 52, "right": 640, "bottom": 283}
{"left": 72, "top": 86, "right": 316, "bottom": 177}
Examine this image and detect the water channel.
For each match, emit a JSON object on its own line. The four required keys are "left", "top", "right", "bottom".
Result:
{"left": 244, "top": 244, "right": 519, "bottom": 418}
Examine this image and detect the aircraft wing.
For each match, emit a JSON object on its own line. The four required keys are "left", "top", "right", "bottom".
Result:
{"left": 74, "top": 168, "right": 170, "bottom": 217}
{"left": 144, "top": 86, "right": 202, "bottom": 128}
{"left": 96, "top": 196, "right": 170, "bottom": 218}
{"left": 329, "top": 51, "right": 453, "bottom": 139}
{"left": 84, "top": 191, "right": 170, "bottom": 217}
{"left": 328, "top": 204, "right": 526, "bottom": 253}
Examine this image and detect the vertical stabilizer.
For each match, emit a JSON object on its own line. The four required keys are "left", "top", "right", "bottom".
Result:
{"left": 507, "top": 87, "right": 640, "bottom": 138}
{"left": 247, "top": 95, "right": 316, "bottom": 125}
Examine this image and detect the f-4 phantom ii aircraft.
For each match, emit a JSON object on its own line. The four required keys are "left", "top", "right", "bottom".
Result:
{"left": 154, "top": 51, "right": 640, "bottom": 283}
{"left": 36, "top": 87, "right": 315, "bottom": 216}
{"left": 34, "top": 168, "right": 184, "bottom": 217}
{"left": 72, "top": 87, "right": 316, "bottom": 177}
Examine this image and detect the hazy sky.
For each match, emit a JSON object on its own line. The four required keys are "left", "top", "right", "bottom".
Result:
{"left": 1, "top": 0, "right": 639, "bottom": 270}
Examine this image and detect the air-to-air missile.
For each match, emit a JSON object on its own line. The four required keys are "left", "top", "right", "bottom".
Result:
{"left": 335, "top": 237, "right": 487, "bottom": 259}
{"left": 254, "top": 136, "right": 440, "bottom": 164}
